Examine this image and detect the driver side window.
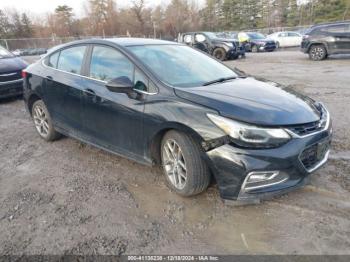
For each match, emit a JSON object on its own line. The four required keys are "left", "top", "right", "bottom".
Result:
{"left": 89, "top": 45, "right": 134, "bottom": 82}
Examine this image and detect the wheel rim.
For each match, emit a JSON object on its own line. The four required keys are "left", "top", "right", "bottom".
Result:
{"left": 33, "top": 104, "right": 49, "bottom": 137}
{"left": 162, "top": 139, "right": 187, "bottom": 190}
{"left": 214, "top": 50, "right": 224, "bottom": 60}
{"left": 311, "top": 47, "right": 324, "bottom": 60}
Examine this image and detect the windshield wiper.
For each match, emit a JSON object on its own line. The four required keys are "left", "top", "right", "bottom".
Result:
{"left": 202, "top": 76, "right": 237, "bottom": 86}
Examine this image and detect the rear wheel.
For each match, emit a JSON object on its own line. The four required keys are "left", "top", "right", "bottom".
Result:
{"left": 161, "top": 130, "right": 210, "bottom": 197}
{"left": 309, "top": 45, "right": 327, "bottom": 61}
{"left": 31, "top": 100, "right": 61, "bottom": 141}
{"left": 212, "top": 47, "right": 226, "bottom": 61}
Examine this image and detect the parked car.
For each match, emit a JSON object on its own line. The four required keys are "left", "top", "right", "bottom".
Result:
{"left": 0, "top": 46, "right": 28, "bottom": 99}
{"left": 267, "top": 31, "right": 302, "bottom": 48}
{"left": 301, "top": 21, "right": 350, "bottom": 61}
{"left": 23, "top": 38, "right": 332, "bottom": 203}
{"left": 178, "top": 32, "right": 243, "bottom": 60}
{"left": 239, "top": 32, "right": 277, "bottom": 52}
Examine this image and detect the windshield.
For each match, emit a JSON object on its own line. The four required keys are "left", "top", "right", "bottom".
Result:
{"left": 0, "top": 46, "right": 14, "bottom": 58}
{"left": 204, "top": 32, "right": 219, "bottom": 39}
{"left": 247, "top": 33, "right": 266, "bottom": 39}
{"left": 128, "top": 45, "right": 237, "bottom": 88}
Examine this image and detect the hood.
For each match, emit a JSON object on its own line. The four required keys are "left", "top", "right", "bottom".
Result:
{"left": 174, "top": 77, "right": 321, "bottom": 126}
{"left": 213, "top": 37, "right": 239, "bottom": 43}
{"left": 0, "top": 57, "right": 28, "bottom": 73}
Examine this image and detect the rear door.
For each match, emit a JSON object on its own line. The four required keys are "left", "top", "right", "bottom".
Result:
{"left": 278, "top": 32, "right": 288, "bottom": 47}
{"left": 81, "top": 44, "right": 148, "bottom": 160}
{"left": 321, "top": 24, "right": 349, "bottom": 53}
{"left": 42, "top": 45, "right": 88, "bottom": 134}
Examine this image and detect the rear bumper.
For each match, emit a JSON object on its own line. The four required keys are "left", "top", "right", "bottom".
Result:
{"left": 0, "top": 79, "right": 23, "bottom": 99}
{"left": 205, "top": 123, "right": 332, "bottom": 202}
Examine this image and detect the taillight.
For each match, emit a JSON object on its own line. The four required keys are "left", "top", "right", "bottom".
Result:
{"left": 21, "top": 70, "right": 27, "bottom": 78}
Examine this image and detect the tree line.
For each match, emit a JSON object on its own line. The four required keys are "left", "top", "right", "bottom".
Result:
{"left": 0, "top": 0, "right": 349, "bottom": 40}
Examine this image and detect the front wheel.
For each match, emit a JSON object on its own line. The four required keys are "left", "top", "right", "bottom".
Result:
{"left": 251, "top": 45, "right": 258, "bottom": 53}
{"left": 309, "top": 45, "right": 327, "bottom": 61}
{"left": 212, "top": 47, "right": 226, "bottom": 61}
{"left": 31, "top": 100, "right": 61, "bottom": 141}
{"left": 161, "top": 130, "right": 210, "bottom": 197}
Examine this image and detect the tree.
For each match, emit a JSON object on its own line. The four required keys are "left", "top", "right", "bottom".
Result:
{"left": 53, "top": 5, "right": 75, "bottom": 36}
{"left": 21, "top": 13, "right": 33, "bottom": 37}
{"left": 0, "top": 9, "right": 11, "bottom": 38}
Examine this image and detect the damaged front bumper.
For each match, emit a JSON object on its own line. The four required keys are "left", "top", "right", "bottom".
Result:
{"left": 204, "top": 122, "right": 332, "bottom": 203}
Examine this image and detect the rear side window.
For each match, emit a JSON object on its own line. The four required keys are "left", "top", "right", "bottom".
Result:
{"left": 57, "top": 45, "right": 86, "bottom": 74}
{"left": 288, "top": 32, "right": 300, "bottom": 37}
{"left": 322, "top": 24, "right": 347, "bottom": 33}
{"left": 47, "top": 52, "right": 59, "bottom": 68}
{"left": 89, "top": 45, "right": 133, "bottom": 81}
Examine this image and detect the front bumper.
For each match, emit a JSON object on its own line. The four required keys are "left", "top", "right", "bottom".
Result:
{"left": 0, "top": 79, "right": 23, "bottom": 99}
{"left": 259, "top": 44, "right": 276, "bottom": 52}
{"left": 206, "top": 122, "right": 332, "bottom": 202}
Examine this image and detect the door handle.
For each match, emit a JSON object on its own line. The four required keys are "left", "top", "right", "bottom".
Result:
{"left": 83, "top": 88, "right": 96, "bottom": 97}
{"left": 46, "top": 76, "right": 53, "bottom": 81}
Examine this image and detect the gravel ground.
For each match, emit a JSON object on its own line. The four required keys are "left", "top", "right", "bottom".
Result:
{"left": 0, "top": 51, "right": 349, "bottom": 255}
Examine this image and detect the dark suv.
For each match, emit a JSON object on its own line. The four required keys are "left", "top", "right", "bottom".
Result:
{"left": 178, "top": 32, "right": 243, "bottom": 61}
{"left": 301, "top": 21, "right": 350, "bottom": 61}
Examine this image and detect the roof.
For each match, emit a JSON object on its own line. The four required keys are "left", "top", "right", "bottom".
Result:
{"left": 105, "top": 37, "right": 178, "bottom": 46}
{"left": 311, "top": 20, "right": 350, "bottom": 28}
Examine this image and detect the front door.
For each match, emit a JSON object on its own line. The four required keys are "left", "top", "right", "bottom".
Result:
{"left": 81, "top": 45, "right": 146, "bottom": 160}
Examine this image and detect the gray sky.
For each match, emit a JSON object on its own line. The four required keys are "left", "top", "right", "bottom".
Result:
{"left": 0, "top": 0, "right": 204, "bottom": 17}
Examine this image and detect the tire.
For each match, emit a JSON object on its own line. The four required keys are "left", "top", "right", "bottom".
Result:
{"left": 309, "top": 45, "right": 327, "bottom": 61}
{"left": 160, "top": 130, "right": 210, "bottom": 197}
{"left": 251, "top": 45, "right": 258, "bottom": 53}
{"left": 212, "top": 47, "right": 226, "bottom": 61}
{"left": 31, "top": 100, "right": 61, "bottom": 141}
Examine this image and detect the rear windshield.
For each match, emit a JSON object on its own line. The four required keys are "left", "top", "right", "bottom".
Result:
{"left": 247, "top": 33, "right": 266, "bottom": 39}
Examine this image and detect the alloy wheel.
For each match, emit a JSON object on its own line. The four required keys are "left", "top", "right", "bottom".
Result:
{"left": 311, "top": 46, "right": 325, "bottom": 60}
{"left": 162, "top": 139, "right": 187, "bottom": 190}
{"left": 33, "top": 104, "right": 50, "bottom": 137}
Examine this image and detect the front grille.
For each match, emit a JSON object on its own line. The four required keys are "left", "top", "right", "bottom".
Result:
{"left": 288, "top": 104, "right": 329, "bottom": 137}
{"left": 288, "top": 121, "right": 324, "bottom": 136}
{"left": 299, "top": 144, "right": 318, "bottom": 169}
{"left": 0, "top": 71, "right": 22, "bottom": 82}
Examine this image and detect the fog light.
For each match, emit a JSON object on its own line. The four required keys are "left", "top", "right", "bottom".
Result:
{"left": 246, "top": 171, "right": 279, "bottom": 183}
{"left": 243, "top": 171, "right": 289, "bottom": 192}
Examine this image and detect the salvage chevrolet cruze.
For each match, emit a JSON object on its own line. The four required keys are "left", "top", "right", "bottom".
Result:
{"left": 23, "top": 38, "right": 332, "bottom": 203}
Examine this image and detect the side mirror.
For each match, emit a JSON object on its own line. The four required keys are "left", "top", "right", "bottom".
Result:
{"left": 105, "top": 76, "right": 134, "bottom": 93}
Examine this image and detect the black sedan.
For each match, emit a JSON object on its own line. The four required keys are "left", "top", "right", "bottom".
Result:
{"left": 0, "top": 46, "right": 28, "bottom": 99}
{"left": 23, "top": 38, "right": 332, "bottom": 203}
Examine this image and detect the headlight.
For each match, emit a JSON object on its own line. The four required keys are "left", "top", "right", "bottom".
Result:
{"left": 207, "top": 114, "right": 291, "bottom": 148}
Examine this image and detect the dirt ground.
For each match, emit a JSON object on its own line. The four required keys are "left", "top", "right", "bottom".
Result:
{"left": 0, "top": 51, "right": 349, "bottom": 255}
